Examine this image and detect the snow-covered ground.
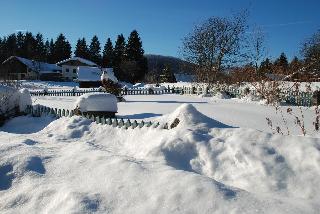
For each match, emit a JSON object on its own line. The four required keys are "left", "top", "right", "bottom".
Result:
{"left": 17, "top": 80, "right": 79, "bottom": 91}
{"left": 0, "top": 103, "right": 319, "bottom": 213}
{"left": 13, "top": 80, "right": 320, "bottom": 92}
{"left": 33, "top": 94, "right": 318, "bottom": 136}
{"left": 1, "top": 82, "right": 320, "bottom": 213}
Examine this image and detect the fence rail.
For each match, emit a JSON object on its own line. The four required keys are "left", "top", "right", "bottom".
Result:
{"left": 25, "top": 105, "right": 170, "bottom": 130}
{"left": 29, "top": 85, "right": 315, "bottom": 107}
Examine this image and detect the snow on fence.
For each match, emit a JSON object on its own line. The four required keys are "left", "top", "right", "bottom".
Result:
{"left": 25, "top": 105, "right": 170, "bottom": 130}
{"left": 29, "top": 86, "right": 314, "bottom": 107}
{"left": 30, "top": 88, "right": 173, "bottom": 96}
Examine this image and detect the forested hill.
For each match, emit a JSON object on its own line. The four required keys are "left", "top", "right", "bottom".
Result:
{"left": 145, "top": 54, "right": 195, "bottom": 74}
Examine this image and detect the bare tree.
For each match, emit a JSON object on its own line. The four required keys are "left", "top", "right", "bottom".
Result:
{"left": 247, "top": 26, "right": 267, "bottom": 73}
{"left": 182, "top": 11, "right": 248, "bottom": 86}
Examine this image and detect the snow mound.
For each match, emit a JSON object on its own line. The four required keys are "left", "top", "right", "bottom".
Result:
{"left": 74, "top": 92, "right": 118, "bottom": 112}
{"left": 157, "top": 104, "right": 232, "bottom": 129}
{"left": 212, "top": 91, "right": 230, "bottom": 99}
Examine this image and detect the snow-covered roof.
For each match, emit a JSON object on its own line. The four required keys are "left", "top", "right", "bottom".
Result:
{"left": 2, "top": 56, "right": 61, "bottom": 74}
{"left": 77, "top": 66, "right": 117, "bottom": 83}
{"left": 56, "top": 57, "right": 97, "bottom": 67}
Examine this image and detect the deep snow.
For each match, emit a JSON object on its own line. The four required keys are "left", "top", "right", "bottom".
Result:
{"left": 33, "top": 94, "right": 318, "bottom": 136}
{"left": 0, "top": 104, "right": 319, "bottom": 213}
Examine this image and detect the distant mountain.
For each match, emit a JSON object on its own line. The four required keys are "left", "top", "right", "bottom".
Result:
{"left": 145, "top": 54, "right": 195, "bottom": 75}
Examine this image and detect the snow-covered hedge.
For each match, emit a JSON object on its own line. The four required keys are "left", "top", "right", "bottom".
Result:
{"left": 74, "top": 92, "right": 118, "bottom": 113}
{"left": 0, "top": 86, "right": 32, "bottom": 121}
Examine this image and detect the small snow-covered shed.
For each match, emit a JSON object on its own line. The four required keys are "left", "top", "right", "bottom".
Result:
{"left": 77, "top": 66, "right": 117, "bottom": 88}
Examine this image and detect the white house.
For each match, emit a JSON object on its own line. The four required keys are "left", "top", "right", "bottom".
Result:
{"left": 56, "top": 57, "right": 97, "bottom": 81}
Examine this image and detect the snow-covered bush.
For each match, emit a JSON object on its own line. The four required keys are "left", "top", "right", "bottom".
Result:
{"left": 0, "top": 86, "right": 32, "bottom": 124}
{"left": 74, "top": 93, "right": 118, "bottom": 114}
{"left": 211, "top": 91, "right": 230, "bottom": 99}
{"left": 101, "top": 71, "right": 122, "bottom": 97}
{"left": 18, "top": 88, "right": 32, "bottom": 112}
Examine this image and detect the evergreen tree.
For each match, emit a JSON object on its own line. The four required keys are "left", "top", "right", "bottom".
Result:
{"left": 5, "top": 34, "right": 17, "bottom": 57}
{"left": 126, "top": 30, "right": 144, "bottom": 61}
{"left": 34, "top": 33, "right": 47, "bottom": 61}
{"left": 259, "top": 58, "right": 272, "bottom": 74}
{"left": 274, "top": 52, "right": 289, "bottom": 74}
{"left": 46, "top": 39, "right": 55, "bottom": 63}
{"left": 22, "top": 32, "right": 37, "bottom": 59}
{"left": 160, "top": 64, "right": 176, "bottom": 83}
{"left": 89, "top": 35, "right": 101, "bottom": 64}
{"left": 74, "top": 37, "right": 89, "bottom": 59}
{"left": 102, "top": 38, "right": 113, "bottom": 67}
{"left": 52, "top": 33, "right": 72, "bottom": 63}
{"left": 16, "top": 32, "right": 25, "bottom": 57}
{"left": 113, "top": 34, "right": 126, "bottom": 79}
{"left": 289, "top": 56, "right": 302, "bottom": 74}
{"left": 0, "top": 37, "right": 6, "bottom": 63}
{"left": 125, "top": 30, "right": 148, "bottom": 82}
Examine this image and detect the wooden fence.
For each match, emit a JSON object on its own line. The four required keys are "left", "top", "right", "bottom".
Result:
{"left": 25, "top": 105, "right": 170, "bottom": 130}
{"left": 29, "top": 86, "right": 314, "bottom": 107}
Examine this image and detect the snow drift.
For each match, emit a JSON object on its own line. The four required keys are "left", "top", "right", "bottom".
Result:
{"left": 0, "top": 104, "right": 319, "bottom": 213}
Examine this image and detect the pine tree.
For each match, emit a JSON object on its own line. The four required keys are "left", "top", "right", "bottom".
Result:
{"left": 5, "top": 34, "right": 17, "bottom": 58}
{"left": 259, "top": 58, "right": 272, "bottom": 74}
{"left": 0, "top": 37, "right": 6, "bottom": 63}
{"left": 125, "top": 30, "right": 148, "bottom": 82}
{"left": 74, "top": 37, "right": 89, "bottom": 59}
{"left": 46, "top": 39, "right": 55, "bottom": 63}
{"left": 34, "top": 33, "right": 47, "bottom": 61}
{"left": 102, "top": 38, "right": 113, "bottom": 67}
{"left": 113, "top": 34, "right": 126, "bottom": 79}
{"left": 89, "top": 35, "right": 101, "bottom": 65}
{"left": 126, "top": 30, "right": 144, "bottom": 61}
{"left": 22, "top": 32, "right": 37, "bottom": 59}
{"left": 160, "top": 64, "right": 176, "bottom": 83}
{"left": 274, "top": 52, "right": 289, "bottom": 74}
{"left": 52, "top": 33, "right": 72, "bottom": 63}
{"left": 289, "top": 56, "right": 302, "bottom": 74}
{"left": 113, "top": 34, "right": 126, "bottom": 66}
{"left": 44, "top": 39, "right": 50, "bottom": 62}
{"left": 16, "top": 32, "right": 25, "bottom": 57}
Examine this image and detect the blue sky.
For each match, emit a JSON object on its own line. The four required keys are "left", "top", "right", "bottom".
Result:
{"left": 0, "top": 0, "right": 319, "bottom": 60}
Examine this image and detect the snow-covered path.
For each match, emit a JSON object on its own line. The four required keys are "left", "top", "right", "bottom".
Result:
{"left": 33, "top": 94, "right": 317, "bottom": 135}
{"left": 0, "top": 105, "right": 319, "bottom": 213}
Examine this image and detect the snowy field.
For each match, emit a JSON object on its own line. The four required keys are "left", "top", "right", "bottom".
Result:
{"left": 11, "top": 80, "right": 320, "bottom": 92}
{"left": 33, "top": 94, "right": 318, "bottom": 136}
{"left": 0, "top": 102, "right": 319, "bottom": 213}
{"left": 1, "top": 83, "right": 320, "bottom": 213}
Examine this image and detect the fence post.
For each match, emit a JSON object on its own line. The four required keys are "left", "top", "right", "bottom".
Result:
{"left": 132, "top": 120, "right": 138, "bottom": 129}
{"left": 125, "top": 119, "right": 131, "bottom": 129}
{"left": 112, "top": 118, "right": 118, "bottom": 127}
{"left": 139, "top": 120, "right": 145, "bottom": 128}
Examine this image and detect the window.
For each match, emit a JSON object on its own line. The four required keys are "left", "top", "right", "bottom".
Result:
{"left": 66, "top": 68, "right": 69, "bottom": 72}
{"left": 73, "top": 69, "right": 77, "bottom": 73}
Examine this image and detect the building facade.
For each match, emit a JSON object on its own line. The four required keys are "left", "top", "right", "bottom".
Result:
{"left": 0, "top": 56, "right": 62, "bottom": 81}
{"left": 56, "top": 57, "right": 98, "bottom": 81}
